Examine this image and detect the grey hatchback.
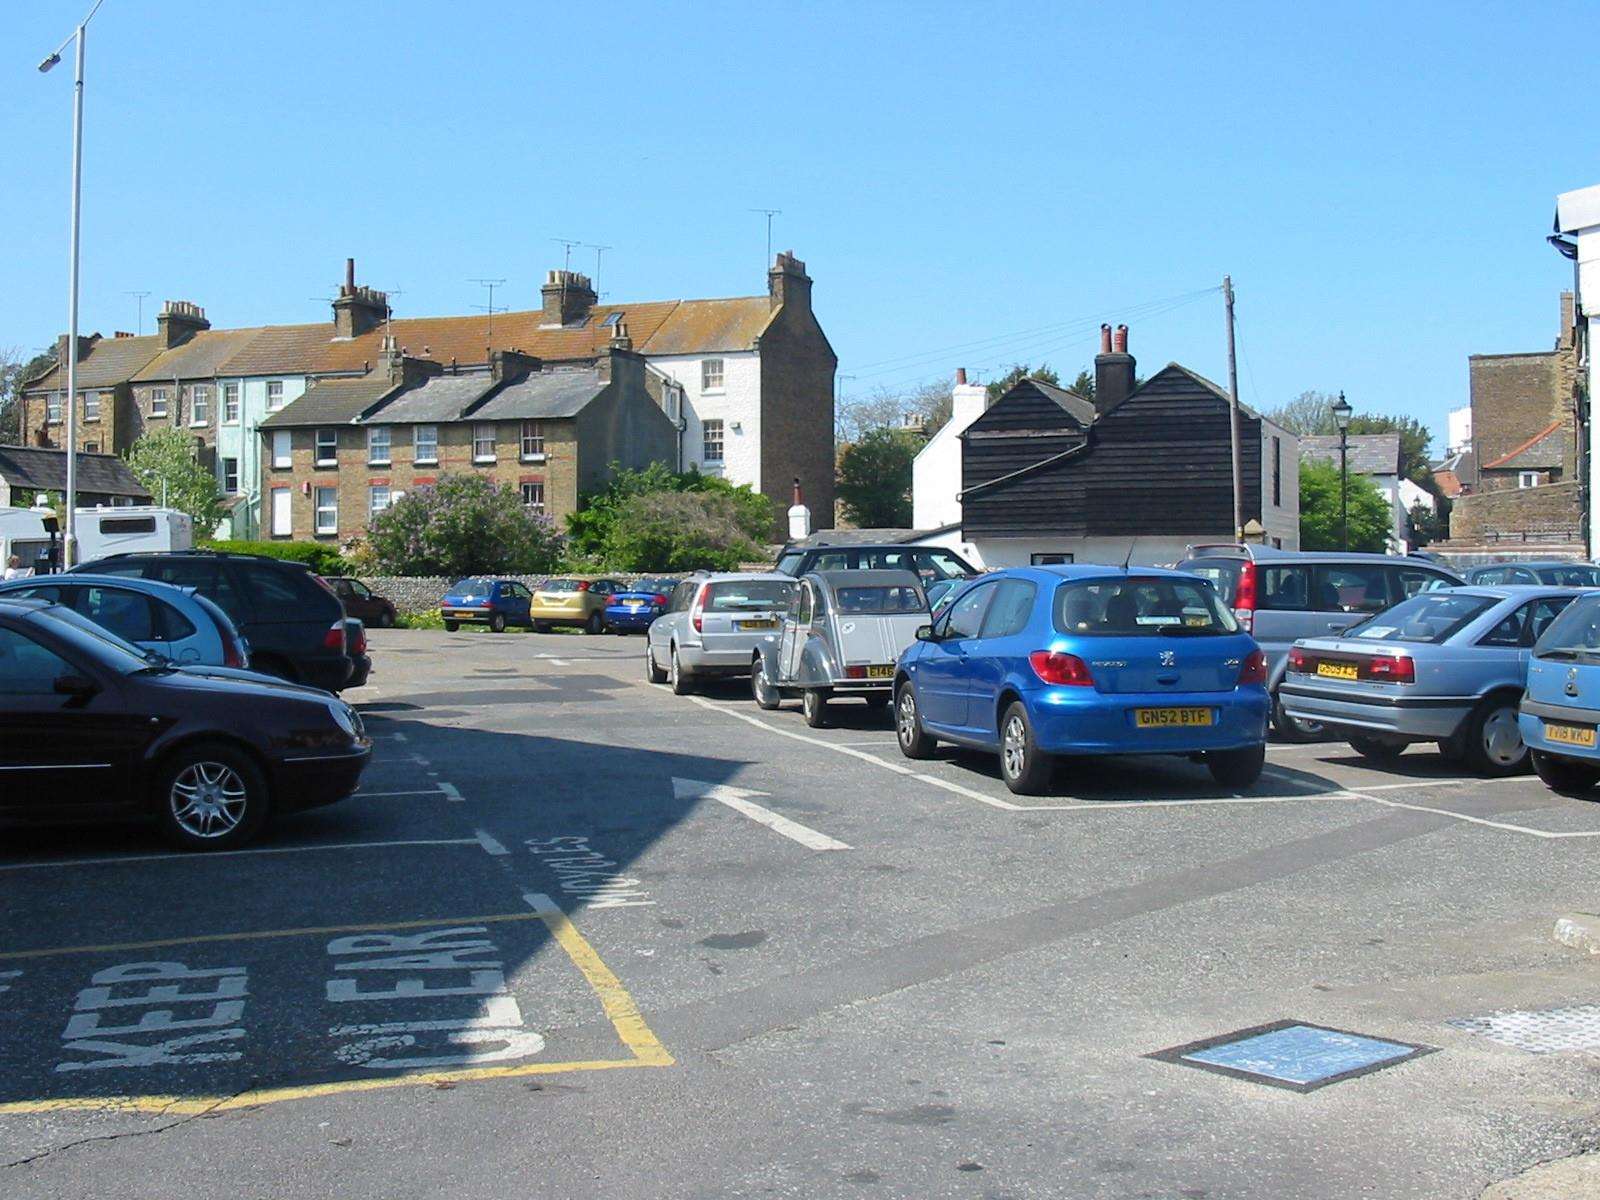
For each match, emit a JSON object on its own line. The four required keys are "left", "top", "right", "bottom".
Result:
{"left": 1176, "top": 544, "right": 1462, "bottom": 740}
{"left": 646, "top": 573, "right": 797, "bottom": 695}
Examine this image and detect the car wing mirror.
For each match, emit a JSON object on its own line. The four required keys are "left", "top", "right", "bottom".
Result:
{"left": 53, "top": 673, "right": 98, "bottom": 700}
{"left": 915, "top": 624, "right": 936, "bottom": 642}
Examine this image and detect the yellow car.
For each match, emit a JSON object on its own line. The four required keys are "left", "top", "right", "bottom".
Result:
{"left": 531, "top": 577, "right": 622, "bottom": 634}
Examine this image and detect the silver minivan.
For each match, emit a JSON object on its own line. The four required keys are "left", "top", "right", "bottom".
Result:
{"left": 646, "top": 572, "right": 797, "bottom": 695}
{"left": 1175, "top": 544, "right": 1462, "bottom": 739}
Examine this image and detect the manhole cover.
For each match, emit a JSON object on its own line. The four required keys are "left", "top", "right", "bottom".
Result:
{"left": 1148, "top": 1020, "right": 1435, "bottom": 1092}
{"left": 1449, "top": 1004, "right": 1600, "bottom": 1054}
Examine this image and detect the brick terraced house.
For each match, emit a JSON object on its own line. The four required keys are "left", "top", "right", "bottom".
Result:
{"left": 19, "top": 253, "right": 836, "bottom": 537}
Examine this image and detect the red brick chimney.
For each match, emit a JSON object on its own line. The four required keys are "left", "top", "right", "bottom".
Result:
{"left": 333, "top": 258, "right": 389, "bottom": 339}
{"left": 1094, "top": 323, "right": 1135, "bottom": 417}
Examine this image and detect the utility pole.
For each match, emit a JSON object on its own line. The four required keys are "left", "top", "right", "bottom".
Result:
{"left": 749, "top": 209, "right": 781, "bottom": 270}
{"left": 1223, "top": 275, "right": 1243, "bottom": 541}
{"left": 125, "top": 290, "right": 150, "bottom": 335}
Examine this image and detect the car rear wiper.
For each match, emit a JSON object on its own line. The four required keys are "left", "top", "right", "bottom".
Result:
{"left": 1157, "top": 624, "right": 1220, "bottom": 636}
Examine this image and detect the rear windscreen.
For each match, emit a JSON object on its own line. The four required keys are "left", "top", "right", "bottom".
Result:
{"left": 1054, "top": 577, "right": 1238, "bottom": 636}
{"left": 1544, "top": 565, "right": 1600, "bottom": 587}
{"left": 835, "top": 586, "right": 925, "bottom": 614}
{"left": 450, "top": 578, "right": 491, "bottom": 595}
{"left": 1343, "top": 593, "right": 1494, "bottom": 644}
{"left": 1181, "top": 559, "right": 1241, "bottom": 606}
{"left": 705, "top": 581, "right": 794, "bottom": 611}
{"left": 1534, "top": 596, "right": 1600, "bottom": 661}
{"left": 541, "top": 579, "right": 585, "bottom": 593}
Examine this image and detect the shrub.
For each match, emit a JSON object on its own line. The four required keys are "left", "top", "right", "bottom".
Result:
{"left": 201, "top": 538, "right": 349, "bottom": 575}
{"left": 603, "top": 489, "right": 765, "bottom": 572}
{"left": 567, "top": 464, "right": 773, "bottom": 560}
{"left": 367, "top": 474, "right": 565, "bottom": 578}
{"left": 1299, "top": 458, "right": 1393, "bottom": 552}
{"left": 836, "top": 427, "right": 917, "bottom": 528}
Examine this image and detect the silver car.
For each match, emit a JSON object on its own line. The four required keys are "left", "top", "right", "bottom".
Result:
{"left": 1278, "top": 585, "right": 1580, "bottom": 775}
{"left": 751, "top": 570, "right": 928, "bottom": 727}
{"left": 646, "top": 572, "right": 796, "bottom": 695}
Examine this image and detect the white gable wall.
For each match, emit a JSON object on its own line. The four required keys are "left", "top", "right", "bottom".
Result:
{"left": 648, "top": 351, "right": 760, "bottom": 491}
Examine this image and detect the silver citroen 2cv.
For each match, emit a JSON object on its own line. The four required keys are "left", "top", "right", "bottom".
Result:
{"left": 751, "top": 569, "right": 929, "bottom": 727}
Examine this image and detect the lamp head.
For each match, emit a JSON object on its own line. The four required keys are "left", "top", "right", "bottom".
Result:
{"left": 38, "top": 52, "right": 62, "bottom": 73}
{"left": 1331, "top": 391, "right": 1353, "bottom": 433}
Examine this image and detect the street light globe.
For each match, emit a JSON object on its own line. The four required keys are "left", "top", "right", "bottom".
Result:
{"left": 1331, "top": 391, "right": 1353, "bottom": 433}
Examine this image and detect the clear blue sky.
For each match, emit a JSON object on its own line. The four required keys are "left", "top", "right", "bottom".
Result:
{"left": 2, "top": 1, "right": 1586, "bottom": 451}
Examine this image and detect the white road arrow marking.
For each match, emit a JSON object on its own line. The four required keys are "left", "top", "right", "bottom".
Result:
{"left": 672, "top": 777, "right": 851, "bottom": 852}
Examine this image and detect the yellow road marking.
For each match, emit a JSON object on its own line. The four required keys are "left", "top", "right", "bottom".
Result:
{"left": 0, "top": 897, "right": 671, "bottom": 1115}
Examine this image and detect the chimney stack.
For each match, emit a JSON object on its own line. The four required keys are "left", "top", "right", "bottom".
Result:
{"left": 333, "top": 258, "right": 389, "bottom": 339}
{"left": 490, "top": 349, "right": 541, "bottom": 381}
{"left": 768, "top": 250, "right": 812, "bottom": 313}
{"left": 955, "top": 367, "right": 967, "bottom": 385}
{"left": 541, "top": 270, "right": 597, "bottom": 326}
{"left": 1093, "top": 322, "right": 1135, "bottom": 417}
{"left": 787, "top": 477, "right": 813, "bottom": 540}
{"left": 156, "top": 300, "right": 210, "bottom": 348}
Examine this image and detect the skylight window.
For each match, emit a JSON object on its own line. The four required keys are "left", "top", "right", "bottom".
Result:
{"left": 602, "top": 312, "right": 624, "bottom": 327}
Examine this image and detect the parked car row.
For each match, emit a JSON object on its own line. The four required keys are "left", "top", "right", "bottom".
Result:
{"left": 437, "top": 576, "right": 685, "bottom": 634}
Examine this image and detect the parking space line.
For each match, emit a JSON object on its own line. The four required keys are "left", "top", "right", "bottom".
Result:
{"left": 1336, "top": 787, "right": 1600, "bottom": 839}
{"left": 474, "top": 828, "right": 511, "bottom": 856}
{"left": 0, "top": 837, "right": 485, "bottom": 873}
{"left": 440, "top": 782, "right": 465, "bottom": 803}
{"left": 354, "top": 789, "right": 449, "bottom": 798}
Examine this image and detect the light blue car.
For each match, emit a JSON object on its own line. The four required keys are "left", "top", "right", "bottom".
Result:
{"left": 1520, "top": 592, "right": 1600, "bottom": 793}
{"left": 1279, "top": 586, "right": 1580, "bottom": 775}
{"left": 0, "top": 573, "right": 250, "bottom": 668}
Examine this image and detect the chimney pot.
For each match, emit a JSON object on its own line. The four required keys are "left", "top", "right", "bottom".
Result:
{"left": 1093, "top": 324, "right": 1136, "bottom": 418}
{"left": 1100, "top": 324, "right": 1112, "bottom": 354}
{"left": 345, "top": 257, "right": 356, "bottom": 293}
{"left": 955, "top": 367, "right": 968, "bottom": 385}
{"left": 1113, "top": 324, "right": 1128, "bottom": 354}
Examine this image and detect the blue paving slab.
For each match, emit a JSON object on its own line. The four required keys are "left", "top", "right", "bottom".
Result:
{"left": 1148, "top": 1020, "right": 1436, "bottom": 1091}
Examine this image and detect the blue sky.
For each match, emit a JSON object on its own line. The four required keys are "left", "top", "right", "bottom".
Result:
{"left": 2, "top": 1, "right": 1586, "bottom": 451}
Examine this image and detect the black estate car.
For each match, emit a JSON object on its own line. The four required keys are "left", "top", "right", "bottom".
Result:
{"left": 74, "top": 551, "right": 353, "bottom": 692}
{"left": 0, "top": 598, "right": 371, "bottom": 850}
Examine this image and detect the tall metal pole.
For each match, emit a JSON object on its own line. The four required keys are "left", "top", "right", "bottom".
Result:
{"left": 63, "top": 23, "right": 87, "bottom": 568}
{"left": 1340, "top": 425, "right": 1350, "bottom": 552}
{"left": 1223, "top": 276, "right": 1243, "bottom": 540}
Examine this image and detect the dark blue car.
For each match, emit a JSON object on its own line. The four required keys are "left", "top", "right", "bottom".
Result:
{"left": 605, "top": 577, "right": 681, "bottom": 634}
{"left": 440, "top": 577, "right": 534, "bottom": 632}
{"left": 893, "top": 565, "right": 1269, "bottom": 794}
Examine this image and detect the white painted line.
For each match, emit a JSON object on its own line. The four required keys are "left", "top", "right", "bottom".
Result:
{"left": 474, "top": 828, "right": 510, "bottom": 856}
{"left": 686, "top": 695, "right": 920, "bottom": 777}
{"left": 354, "top": 789, "right": 448, "bottom": 799}
{"left": 409, "top": 752, "right": 431, "bottom": 768}
{"left": 1358, "top": 776, "right": 1537, "bottom": 792}
{"left": 547, "top": 659, "right": 571, "bottom": 667}
{"left": 673, "top": 776, "right": 851, "bottom": 851}
{"left": 0, "top": 838, "right": 486, "bottom": 873}
{"left": 1335, "top": 787, "right": 1600, "bottom": 839}
{"left": 439, "top": 782, "right": 465, "bottom": 803}
{"left": 834, "top": 740, "right": 900, "bottom": 747}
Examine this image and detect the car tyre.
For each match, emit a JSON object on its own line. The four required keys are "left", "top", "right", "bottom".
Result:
{"left": 1207, "top": 743, "right": 1267, "bottom": 788}
{"left": 586, "top": 612, "right": 605, "bottom": 635}
{"left": 669, "top": 646, "right": 694, "bottom": 695}
{"left": 1271, "top": 689, "right": 1324, "bottom": 742}
{"left": 533, "top": 621, "right": 552, "bottom": 634}
{"left": 443, "top": 620, "right": 459, "bottom": 632}
{"left": 802, "top": 688, "right": 831, "bottom": 728}
{"left": 153, "top": 741, "right": 270, "bottom": 852}
{"left": 376, "top": 609, "right": 395, "bottom": 629}
{"left": 999, "top": 701, "right": 1052, "bottom": 794}
{"left": 1348, "top": 736, "right": 1406, "bottom": 761}
{"left": 1531, "top": 750, "right": 1600, "bottom": 795}
{"left": 646, "top": 643, "right": 668, "bottom": 685}
{"left": 751, "top": 657, "right": 781, "bottom": 710}
{"left": 895, "top": 684, "right": 937, "bottom": 759}
{"left": 489, "top": 612, "right": 507, "bottom": 633}
{"left": 1462, "top": 696, "right": 1528, "bottom": 777}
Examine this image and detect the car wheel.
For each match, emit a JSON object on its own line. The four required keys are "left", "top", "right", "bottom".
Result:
{"left": 533, "top": 621, "right": 552, "bottom": 634}
{"left": 999, "top": 701, "right": 1052, "bottom": 794}
{"left": 646, "top": 643, "right": 668, "bottom": 685}
{"left": 586, "top": 612, "right": 604, "bottom": 635}
{"left": 1348, "top": 736, "right": 1406, "bottom": 761}
{"left": 489, "top": 612, "right": 507, "bottom": 633}
{"left": 1208, "top": 743, "right": 1267, "bottom": 788}
{"left": 1271, "top": 689, "right": 1324, "bottom": 742}
{"left": 802, "top": 688, "right": 831, "bottom": 728}
{"left": 895, "top": 684, "right": 937, "bottom": 759}
{"left": 1462, "top": 697, "right": 1528, "bottom": 777}
{"left": 154, "top": 742, "right": 270, "bottom": 851}
{"left": 377, "top": 609, "right": 395, "bottom": 629}
{"left": 1531, "top": 750, "right": 1600, "bottom": 795}
{"left": 751, "top": 658, "right": 781, "bottom": 710}
{"left": 669, "top": 646, "right": 694, "bottom": 695}
{"left": 443, "top": 620, "right": 459, "bottom": 632}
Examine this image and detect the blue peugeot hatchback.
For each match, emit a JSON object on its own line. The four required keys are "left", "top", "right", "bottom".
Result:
{"left": 894, "top": 566, "right": 1269, "bottom": 794}
{"left": 439, "top": 577, "right": 534, "bottom": 632}
{"left": 1520, "top": 591, "right": 1600, "bottom": 793}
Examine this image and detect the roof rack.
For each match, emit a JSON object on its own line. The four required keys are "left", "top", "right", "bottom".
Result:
{"left": 95, "top": 549, "right": 306, "bottom": 567}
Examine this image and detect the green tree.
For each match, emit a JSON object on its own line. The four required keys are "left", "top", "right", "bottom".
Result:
{"left": 125, "top": 429, "right": 224, "bottom": 531}
{"left": 566, "top": 464, "right": 772, "bottom": 561}
{"left": 1347, "top": 413, "right": 1434, "bottom": 485}
{"left": 367, "top": 474, "right": 565, "bottom": 577}
{"left": 1069, "top": 370, "right": 1096, "bottom": 402}
{"left": 1266, "top": 390, "right": 1340, "bottom": 436}
{"left": 986, "top": 363, "right": 1060, "bottom": 402}
{"left": 603, "top": 490, "right": 764, "bottom": 572}
{"left": 1299, "top": 458, "right": 1393, "bottom": 552}
{"left": 0, "top": 347, "right": 53, "bottom": 445}
{"left": 835, "top": 426, "right": 917, "bottom": 527}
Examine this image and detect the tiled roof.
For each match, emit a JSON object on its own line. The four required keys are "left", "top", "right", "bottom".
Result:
{"left": 466, "top": 368, "right": 606, "bottom": 421}
{"left": 0, "top": 445, "right": 151, "bottom": 498}
{"left": 366, "top": 373, "right": 500, "bottom": 424}
{"left": 1482, "top": 419, "right": 1567, "bottom": 470}
{"left": 24, "top": 334, "right": 166, "bottom": 392}
{"left": 639, "top": 298, "right": 774, "bottom": 355}
{"left": 222, "top": 323, "right": 358, "bottom": 377}
{"left": 259, "top": 376, "right": 401, "bottom": 428}
{"left": 1300, "top": 433, "right": 1402, "bottom": 476}
{"left": 131, "top": 328, "right": 265, "bottom": 383}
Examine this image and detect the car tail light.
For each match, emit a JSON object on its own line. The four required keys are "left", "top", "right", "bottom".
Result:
{"left": 323, "top": 621, "right": 346, "bottom": 653}
{"left": 1365, "top": 654, "right": 1415, "bottom": 684}
{"left": 1237, "top": 647, "right": 1267, "bottom": 686}
{"left": 1233, "top": 560, "right": 1257, "bottom": 633}
{"left": 350, "top": 625, "right": 367, "bottom": 655}
{"left": 1029, "top": 650, "right": 1094, "bottom": 686}
{"left": 577, "top": 580, "right": 591, "bottom": 592}
{"left": 652, "top": 594, "right": 668, "bottom": 606}
{"left": 690, "top": 583, "right": 710, "bottom": 633}
{"left": 220, "top": 625, "right": 246, "bottom": 669}
{"left": 1288, "top": 645, "right": 1310, "bottom": 673}
{"left": 845, "top": 665, "right": 867, "bottom": 679}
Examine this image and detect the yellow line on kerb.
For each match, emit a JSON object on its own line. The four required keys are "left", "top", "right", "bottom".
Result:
{"left": 0, "top": 896, "right": 671, "bottom": 1116}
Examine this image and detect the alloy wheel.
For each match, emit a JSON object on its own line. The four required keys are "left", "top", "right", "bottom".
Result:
{"left": 169, "top": 761, "right": 249, "bottom": 840}
{"left": 897, "top": 691, "right": 918, "bottom": 746}
{"left": 1002, "top": 715, "right": 1027, "bottom": 779}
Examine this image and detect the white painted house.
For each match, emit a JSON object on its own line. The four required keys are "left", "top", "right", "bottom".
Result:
{"left": 911, "top": 369, "right": 989, "bottom": 530}
{"left": 1557, "top": 182, "right": 1600, "bottom": 558}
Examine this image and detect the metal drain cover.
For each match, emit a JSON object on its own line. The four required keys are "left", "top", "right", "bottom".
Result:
{"left": 1148, "top": 1020, "right": 1436, "bottom": 1092}
{"left": 1449, "top": 1004, "right": 1600, "bottom": 1054}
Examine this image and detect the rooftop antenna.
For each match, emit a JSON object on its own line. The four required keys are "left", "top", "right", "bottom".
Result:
{"left": 124, "top": 290, "right": 150, "bottom": 335}
{"left": 381, "top": 287, "right": 404, "bottom": 343}
{"left": 748, "top": 209, "right": 781, "bottom": 270}
{"left": 1120, "top": 537, "right": 1138, "bottom": 572}
{"left": 550, "top": 237, "right": 582, "bottom": 274}
{"left": 470, "top": 278, "right": 506, "bottom": 349}
{"left": 584, "top": 243, "right": 613, "bottom": 298}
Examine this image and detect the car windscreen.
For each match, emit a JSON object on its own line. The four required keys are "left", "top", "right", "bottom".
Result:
{"left": 29, "top": 606, "right": 155, "bottom": 673}
{"left": 448, "top": 577, "right": 492, "bottom": 596}
{"left": 625, "top": 579, "right": 676, "bottom": 595}
{"left": 705, "top": 581, "right": 794, "bottom": 611}
{"left": 1341, "top": 592, "right": 1497, "bottom": 644}
{"left": 1053, "top": 577, "right": 1239, "bottom": 636}
{"left": 1533, "top": 595, "right": 1600, "bottom": 662}
{"left": 1541, "top": 564, "right": 1600, "bottom": 587}
{"left": 835, "top": 585, "right": 926, "bottom": 614}
{"left": 1179, "top": 559, "right": 1241, "bottom": 606}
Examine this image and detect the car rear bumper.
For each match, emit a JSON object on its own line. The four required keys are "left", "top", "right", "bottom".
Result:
{"left": 605, "top": 608, "right": 660, "bottom": 629}
{"left": 441, "top": 606, "right": 493, "bottom": 623}
{"left": 1279, "top": 682, "right": 1471, "bottom": 740}
{"left": 301, "top": 655, "right": 355, "bottom": 694}
{"left": 1028, "top": 686, "right": 1269, "bottom": 754}
{"left": 531, "top": 606, "right": 592, "bottom": 624}
{"left": 342, "top": 655, "right": 372, "bottom": 690}
{"left": 1519, "top": 698, "right": 1600, "bottom": 762}
{"left": 679, "top": 642, "right": 761, "bottom": 675}
{"left": 275, "top": 741, "right": 371, "bottom": 810}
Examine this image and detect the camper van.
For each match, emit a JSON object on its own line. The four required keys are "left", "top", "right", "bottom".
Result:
{"left": 0, "top": 504, "right": 193, "bottom": 574}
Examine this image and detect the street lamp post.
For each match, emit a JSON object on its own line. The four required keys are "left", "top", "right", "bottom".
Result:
{"left": 38, "top": 0, "right": 106, "bottom": 570}
{"left": 1332, "top": 391, "right": 1353, "bottom": 552}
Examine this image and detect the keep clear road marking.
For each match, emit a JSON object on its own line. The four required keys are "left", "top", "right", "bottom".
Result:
{"left": 672, "top": 776, "right": 851, "bottom": 851}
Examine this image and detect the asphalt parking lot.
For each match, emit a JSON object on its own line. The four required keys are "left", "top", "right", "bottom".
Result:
{"left": 6, "top": 629, "right": 1600, "bottom": 1199}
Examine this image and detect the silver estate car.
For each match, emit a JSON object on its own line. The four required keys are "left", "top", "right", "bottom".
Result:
{"left": 646, "top": 573, "right": 796, "bottom": 695}
{"left": 1278, "top": 586, "right": 1580, "bottom": 775}
{"left": 752, "top": 570, "right": 929, "bottom": 727}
